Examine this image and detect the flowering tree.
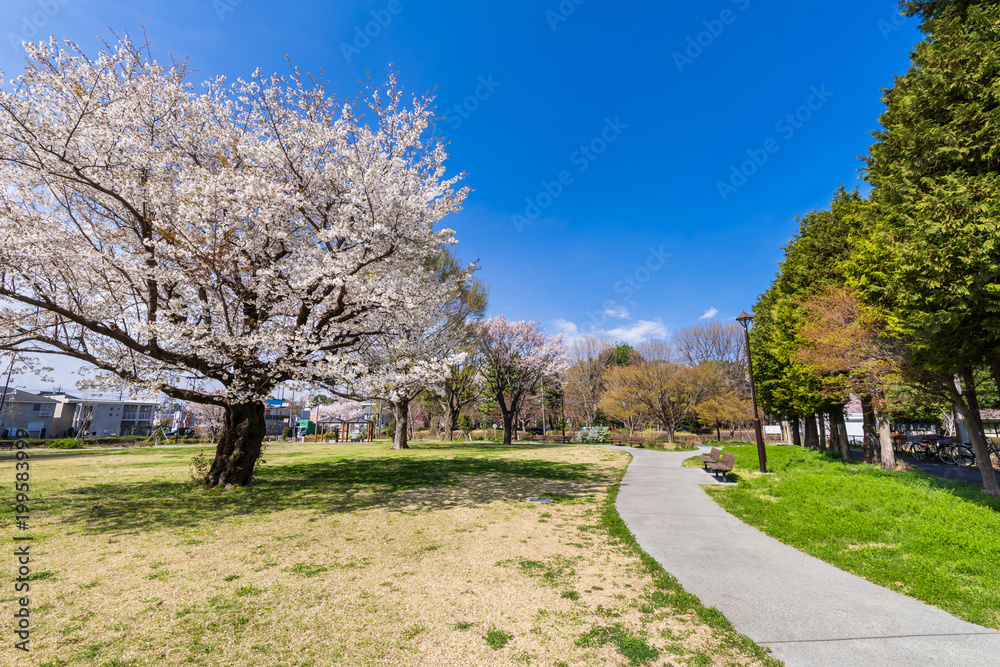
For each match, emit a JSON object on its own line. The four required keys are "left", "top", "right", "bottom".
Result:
{"left": 311, "top": 398, "right": 365, "bottom": 423}
{"left": 329, "top": 252, "right": 484, "bottom": 449}
{"left": 0, "top": 36, "right": 467, "bottom": 485}
{"left": 189, "top": 401, "right": 226, "bottom": 443}
{"left": 476, "top": 317, "right": 568, "bottom": 445}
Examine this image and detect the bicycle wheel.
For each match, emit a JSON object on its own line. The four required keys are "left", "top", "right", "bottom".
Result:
{"left": 939, "top": 445, "right": 959, "bottom": 466}
{"left": 956, "top": 445, "right": 976, "bottom": 468}
{"left": 912, "top": 444, "right": 929, "bottom": 461}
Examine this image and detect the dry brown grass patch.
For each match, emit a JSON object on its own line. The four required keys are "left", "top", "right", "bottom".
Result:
{"left": 0, "top": 442, "right": 775, "bottom": 666}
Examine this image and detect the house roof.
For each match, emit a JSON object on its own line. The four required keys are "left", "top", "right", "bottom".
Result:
{"left": 0, "top": 389, "right": 57, "bottom": 404}
{"left": 36, "top": 392, "right": 158, "bottom": 406}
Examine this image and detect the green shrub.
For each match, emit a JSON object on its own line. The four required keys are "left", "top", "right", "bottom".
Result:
{"left": 49, "top": 438, "right": 83, "bottom": 449}
{"left": 457, "top": 414, "right": 474, "bottom": 437}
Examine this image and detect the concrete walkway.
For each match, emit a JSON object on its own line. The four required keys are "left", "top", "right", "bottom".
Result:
{"left": 604, "top": 445, "right": 1000, "bottom": 666}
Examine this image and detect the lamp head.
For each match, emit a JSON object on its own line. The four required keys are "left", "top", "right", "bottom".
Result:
{"left": 736, "top": 311, "right": 754, "bottom": 328}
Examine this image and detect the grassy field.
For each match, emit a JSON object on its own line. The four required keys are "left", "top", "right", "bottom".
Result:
{"left": 691, "top": 444, "right": 1000, "bottom": 630}
{"left": 3, "top": 441, "right": 777, "bottom": 666}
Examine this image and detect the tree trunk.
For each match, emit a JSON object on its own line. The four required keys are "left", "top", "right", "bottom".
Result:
{"left": 391, "top": 399, "right": 410, "bottom": 450}
{"left": 874, "top": 389, "right": 896, "bottom": 470}
{"left": 960, "top": 367, "right": 987, "bottom": 445}
{"left": 503, "top": 411, "right": 515, "bottom": 445}
{"left": 990, "top": 357, "right": 1000, "bottom": 402}
{"left": 804, "top": 414, "right": 819, "bottom": 449}
{"left": 861, "top": 394, "right": 880, "bottom": 464}
{"left": 715, "top": 420, "right": 721, "bottom": 442}
{"left": 818, "top": 414, "right": 827, "bottom": 451}
{"left": 441, "top": 401, "right": 456, "bottom": 442}
{"left": 791, "top": 416, "right": 801, "bottom": 447}
{"left": 831, "top": 406, "right": 853, "bottom": 461}
{"left": 954, "top": 372, "right": 1000, "bottom": 497}
{"left": 205, "top": 401, "right": 267, "bottom": 487}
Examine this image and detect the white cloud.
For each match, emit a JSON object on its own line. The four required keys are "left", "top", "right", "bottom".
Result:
{"left": 552, "top": 318, "right": 669, "bottom": 347}
{"left": 552, "top": 319, "right": 582, "bottom": 345}
{"left": 603, "top": 305, "right": 630, "bottom": 320}
{"left": 700, "top": 307, "right": 719, "bottom": 320}
{"left": 604, "top": 319, "right": 669, "bottom": 345}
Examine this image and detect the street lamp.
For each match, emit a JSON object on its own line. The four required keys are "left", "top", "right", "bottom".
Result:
{"left": 736, "top": 311, "right": 768, "bottom": 473}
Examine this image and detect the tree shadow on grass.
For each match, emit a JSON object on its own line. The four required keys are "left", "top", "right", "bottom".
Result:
{"left": 57, "top": 455, "right": 612, "bottom": 535}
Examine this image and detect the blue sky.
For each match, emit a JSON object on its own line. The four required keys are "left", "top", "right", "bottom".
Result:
{"left": 0, "top": 0, "right": 922, "bottom": 389}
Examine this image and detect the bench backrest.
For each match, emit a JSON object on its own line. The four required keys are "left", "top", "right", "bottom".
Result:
{"left": 708, "top": 447, "right": 721, "bottom": 458}
{"left": 718, "top": 453, "right": 736, "bottom": 467}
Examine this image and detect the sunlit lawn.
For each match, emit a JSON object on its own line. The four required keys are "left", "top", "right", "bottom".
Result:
{"left": 695, "top": 444, "right": 1000, "bottom": 630}
{"left": 2, "top": 441, "right": 778, "bottom": 666}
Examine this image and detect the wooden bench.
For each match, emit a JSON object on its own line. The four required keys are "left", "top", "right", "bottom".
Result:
{"left": 707, "top": 452, "right": 736, "bottom": 481}
{"left": 611, "top": 435, "right": 627, "bottom": 446}
{"left": 697, "top": 447, "right": 722, "bottom": 470}
{"left": 550, "top": 435, "right": 571, "bottom": 443}
{"left": 529, "top": 435, "right": 546, "bottom": 442}
{"left": 0, "top": 440, "right": 15, "bottom": 451}
{"left": 629, "top": 437, "right": 645, "bottom": 446}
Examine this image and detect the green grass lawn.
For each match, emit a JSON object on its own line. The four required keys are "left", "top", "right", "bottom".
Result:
{"left": 696, "top": 445, "right": 1000, "bottom": 630}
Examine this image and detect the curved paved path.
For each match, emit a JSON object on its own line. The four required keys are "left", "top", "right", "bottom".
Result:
{"left": 603, "top": 445, "right": 1000, "bottom": 666}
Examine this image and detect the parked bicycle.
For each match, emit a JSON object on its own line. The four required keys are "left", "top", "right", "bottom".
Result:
{"left": 892, "top": 434, "right": 914, "bottom": 457}
{"left": 911, "top": 436, "right": 978, "bottom": 468}
{"left": 912, "top": 435, "right": 951, "bottom": 462}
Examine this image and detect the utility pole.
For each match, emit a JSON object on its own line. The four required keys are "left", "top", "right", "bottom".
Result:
{"left": 737, "top": 311, "right": 768, "bottom": 473}
{"left": 0, "top": 357, "right": 15, "bottom": 438}
{"left": 540, "top": 376, "right": 546, "bottom": 434}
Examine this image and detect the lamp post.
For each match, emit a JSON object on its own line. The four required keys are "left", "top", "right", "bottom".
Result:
{"left": 736, "top": 311, "right": 768, "bottom": 473}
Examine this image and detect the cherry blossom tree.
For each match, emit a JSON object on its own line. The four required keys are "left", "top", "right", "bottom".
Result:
{"left": 0, "top": 36, "right": 468, "bottom": 485}
{"left": 476, "top": 316, "right": 568, "bottom": 445}
{"left": 311, "top": 397, "right": 365, "bottom": 423}
{"left": 189, "top": 400, "right": 226, "bottom": 443}
{"left": 334, "top": 253, "right": 484, "bottom": 449}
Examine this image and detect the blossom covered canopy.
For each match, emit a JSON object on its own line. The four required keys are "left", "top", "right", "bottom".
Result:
{"left": 0, "top": 36, "right": 469, "bottom": 404}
